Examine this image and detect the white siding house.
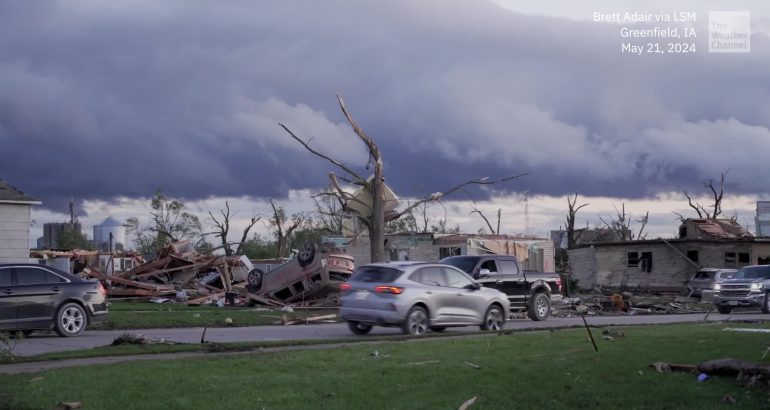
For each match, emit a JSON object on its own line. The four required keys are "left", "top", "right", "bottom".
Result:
{"left": 0, "top": 179, "right": 41, "bottom": 263}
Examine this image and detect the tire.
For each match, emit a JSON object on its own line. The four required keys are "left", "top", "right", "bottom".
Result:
{"left": 297, "top": 243, "right": 316, "bottom": 267}
{"left": 716, "top": 305, "right": 732, "bottom": 314}
{"left": 430, "top": 326, "right": 446, "bottom": 332}
{"left": 402, "top": 306, "right": 429, "bottom": 336}
{"left": 762, "top": 292, "right": 770, "bottom": 314}
{"left": 347, "top": 321, "right": 372, "bottom": 335}
{"left": 481, "top": 304, "right": 504, "bottom": 331}
{"left": 54, "top": 302, "right": 87, "bottom": 337}
{"left": 247, "top": 268, "right": 264, "bottom": 288}
{"left": 527, "top": 292, "right": 550, "bottom": 321}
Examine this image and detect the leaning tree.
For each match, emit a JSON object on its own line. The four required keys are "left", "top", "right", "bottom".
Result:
{"left": 280, "top": 95, "right": 528, "bottom": 262}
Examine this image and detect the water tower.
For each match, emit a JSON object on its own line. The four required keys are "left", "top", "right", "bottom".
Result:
{"left": 93, "top": 216, "right": 128, "bottom": 251}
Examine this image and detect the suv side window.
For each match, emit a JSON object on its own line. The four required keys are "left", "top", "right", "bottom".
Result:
{"left": 443, "top": 268, "right": 473, "bottom": 288}
{"left": 15, "top": 267, "right": 55, "bottom": 285}
{"left": 479, "top": 260, "right": 499, "bottom": 275}
{"left": 0, "top": 268, "right": 12, "bottom": 286}
{"left": 417, "top": 267, "right": 447, "bottom": 287}
{"left": 497, "top": 260, "right": 520, "bottom": 275}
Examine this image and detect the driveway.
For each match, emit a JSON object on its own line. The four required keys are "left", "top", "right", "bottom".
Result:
{"left": 9, "top": 311, "right": 767, "bottom": 357}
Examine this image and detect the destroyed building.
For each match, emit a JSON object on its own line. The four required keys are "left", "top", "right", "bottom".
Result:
{"left": 568, "top": 218, "right": 770, "bottom": 292}
{"left": 342, "top": 232, "right": 555, "bottom": 272}
{"left": 0, "top": 179, "right": 40, "bottom": 263}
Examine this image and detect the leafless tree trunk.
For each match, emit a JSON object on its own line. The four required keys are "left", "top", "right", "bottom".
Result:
{"left": 280, "top": 95, "right": 528, "bottom": 262}
{"left": 208, "top": 201, "right": 261, "bottom": 256}
{"left": 269, "top": 199, "right": 307, "bottom": 258}
{"left": 682, "top": 169, "right": 728, "bottom": 219}
{"left": 566, "top": 193, "right": 588, "bottom": 249}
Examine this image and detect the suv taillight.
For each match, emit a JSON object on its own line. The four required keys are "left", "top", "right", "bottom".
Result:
{"left": 97, "top": 282, "right": 107, "bottom": 296}
{"left": 555, "top": 278, "right": 563, "bottom": 293}
{"left": 340, "top": 283, "right": 352, "bottom": 292}
{"left": 374, "top": 286, "right": 404, "bottom": 294}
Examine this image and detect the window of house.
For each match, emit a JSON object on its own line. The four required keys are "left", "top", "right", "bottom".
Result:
{"left": 439, "top": 246, "right": 462, "bottom": 259}
{"left": 679, "top": 226, "right": 687, "bottom": 238}
{"left": 388, "top": 249, "right": 410, "bottom": 261}
{"left": 627, "top": 252, "right": 639, "bottom": 267}
{"left": 686, "top": 250, "right": 699, "bottom": 264}
{"left": 725, "top": 252, "right": 737, "bottom": 266}
{"left": 640, "top": 252, "right": 653, "bottom": 272}
{"left": 738, "top": 253, "right": 750, "bottom": 263}
{"left": 758, "top": 257, "right": 770, "bottom": 265}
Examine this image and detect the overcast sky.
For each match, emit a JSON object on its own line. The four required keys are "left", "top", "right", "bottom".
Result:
{"left": 1, "top": 0, "right": 768, "bottom": 245}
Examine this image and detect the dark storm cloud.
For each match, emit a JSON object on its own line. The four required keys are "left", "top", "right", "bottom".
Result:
{"left": 1, "top": 0, "right": 769, "bottom": 211}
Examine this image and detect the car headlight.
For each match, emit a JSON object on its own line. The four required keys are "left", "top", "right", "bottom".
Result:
{"left": 750, "top": 283, "right": 763, "bottom": 291}
{"left": 713, "top": 284, "right": 721, "bottom": 290}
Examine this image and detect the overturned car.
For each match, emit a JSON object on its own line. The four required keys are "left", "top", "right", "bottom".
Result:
{"left": 245, "top": 243, "right": 355, "bottom": 303}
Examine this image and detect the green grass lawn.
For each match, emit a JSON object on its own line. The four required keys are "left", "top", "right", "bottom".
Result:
{"left": 99, "top": 301, "right": 337, "bottom": 329}
{"left": 2, "top": 323, "right": 769, "bottom": 409}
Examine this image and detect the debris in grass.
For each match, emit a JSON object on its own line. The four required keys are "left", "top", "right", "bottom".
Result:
{"left": 458, "top": 396, "right": 478, "bottom": 410}
{"left": 405, "top": 360, "right": 440, "bottom": 366}
{"left": 649, "top": 362, "right": 697, "bottom": 373}
{"left": 722, "top": 394, "right": 736, "bottom": 404}
{"left": 722, "top": 328, "right": 770, "bottom": 334}
{"left": 225, "top": 317, "right": 233, "bottom": 326}
{"left": 464, "top": 361, "right": 481, "bottom": 369}
{"left": 697, "top": 373, "right": 709, "bottom": 382}
{"left": 53, "top": 401, "right": 83, "bottom": 410}
{"left": 29, "top": 377, "right": 44, "bottom": 382}
{"left": 111, "top": 333, "right": 179, "bottom": 346}
{"left": 602, "top": 327, "right": 625, "bottom": 338}
{"left": 369, "top": 350, "right": 390, "bottom": 358}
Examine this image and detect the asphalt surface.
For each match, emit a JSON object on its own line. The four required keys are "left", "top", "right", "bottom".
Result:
{"left": 8, "top": 311, "right": 768, "bottom": 357}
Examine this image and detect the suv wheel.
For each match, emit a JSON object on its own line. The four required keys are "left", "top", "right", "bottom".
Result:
{"left": 297, "top": 243, "right": 316, "bottom": 267}
{"left": 527, "top": 292, "right": 550, "bottom": 321}
{"left": 481, "top": 305, "right": 504, "bottom": 331}
{"left": 402, "top": 306, "right": 429, "bottom": 336}
{"left": 762, "top": 292, "right": 770, "bottom": 314}
{"left": 716, "top": 305, "right": 732, "bottom": 314}
{"left": 347, "top": 321, "right": 373, "bottom": 335}
{"left": 54, "top": 302, "right": 87, "bottom": 337}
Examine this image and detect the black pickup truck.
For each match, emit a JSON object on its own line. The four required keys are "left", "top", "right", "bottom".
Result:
{"left": 440, "top": 255, "right": 562, "bottom": 321}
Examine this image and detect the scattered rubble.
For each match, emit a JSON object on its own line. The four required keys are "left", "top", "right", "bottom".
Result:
{"left": 111, "top": 333, "right": 181, "bottom": 346}
{"left": 553, "top": 293, "right": 713, "bottom": 317}
{"left": 79, "top": 240, "right": 354, "bottom": 308}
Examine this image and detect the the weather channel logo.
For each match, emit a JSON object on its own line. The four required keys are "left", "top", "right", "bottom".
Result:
{"left": 709, "top": 11, "right": 750, "bottom": 53}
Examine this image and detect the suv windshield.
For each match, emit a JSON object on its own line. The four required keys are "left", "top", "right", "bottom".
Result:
{"left": 733, "top": 265, "right": 770, "bottom": 280}
{"left": 440, "top": 257, "right": 479, "bottom": 274}
{"left": 350, "top": 266, "right": 403, "bottom": 283}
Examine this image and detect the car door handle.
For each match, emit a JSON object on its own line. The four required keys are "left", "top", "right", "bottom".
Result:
{"left": 51, "top": 287, "right": 61, "bottom": 292}
{"left": 455, "top": 293, "right": 464, "bottom": 296}
{"left": 495, "top": 280, "right": 503, "bottom": 284}
{"left": 426, "top": 290, "right": 433, "bottom": 294}
{"left": 2, "top": 289, "right": 13, "bottom": 295}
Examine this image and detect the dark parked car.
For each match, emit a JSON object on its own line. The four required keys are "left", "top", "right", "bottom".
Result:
{"left": 0, "top": 264, "right": 109, "bottom": 337}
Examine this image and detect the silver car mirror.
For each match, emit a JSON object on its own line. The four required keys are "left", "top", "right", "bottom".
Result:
{"left": 478, "top": 268, "right": 491, "bottom": 278}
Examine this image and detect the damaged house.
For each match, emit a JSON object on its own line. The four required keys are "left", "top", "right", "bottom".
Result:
{"left": 343, "top": 232, "right": 555, "bottom": 272}
{"left": 568, "top": 218, "right": 770, "bottom": 291}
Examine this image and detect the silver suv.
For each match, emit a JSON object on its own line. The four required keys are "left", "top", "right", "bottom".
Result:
{"left": 339, "top": 262, "right": 510, "bottom": 335}
{"left": 713, "top": 265, "right": 770, "bottom": 314}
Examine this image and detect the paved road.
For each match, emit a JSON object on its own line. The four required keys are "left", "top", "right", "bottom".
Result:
{"left": 9, "top": 311, "right": 768, "bottom": 356}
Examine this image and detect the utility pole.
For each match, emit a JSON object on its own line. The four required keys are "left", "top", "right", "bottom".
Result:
{"left": 524, "top": 191, "right": 530, "bottom": 237}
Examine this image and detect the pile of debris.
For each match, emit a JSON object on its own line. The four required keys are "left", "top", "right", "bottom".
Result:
{"left": 552, "top": 293, "right": 712, "bottom": 317}
{"left": 80, "top": 241, "right": 355, "bottom": 307}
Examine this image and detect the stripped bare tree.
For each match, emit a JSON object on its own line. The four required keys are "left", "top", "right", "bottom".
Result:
{"left": 678, "top": 169, "right": 729, "bottom": 220}
{"left": 280, "top": 95, "right": 528, "bottom": 262}
{"left": 269, "top": 199, "right": 309, "bottom": 258}
{"left": 566, "top": 193, "right": 588, "bottom": 249}
{"left": 208, "top": 201, "right": 261, "bottom": 256}
{"left": 599, "top": 203, "right": 648, "bottom": 240}
{"left": 465, "top": 190, "right": 500, "bottom": 234}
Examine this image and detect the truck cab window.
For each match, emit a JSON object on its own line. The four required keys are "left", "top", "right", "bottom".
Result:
{"left": 479, "top": 260, "right": 498, "bottom": 274}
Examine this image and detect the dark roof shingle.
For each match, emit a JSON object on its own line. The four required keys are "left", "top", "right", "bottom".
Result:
{"left": 0, "top": 179, "right": 40, "bottom": 203}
